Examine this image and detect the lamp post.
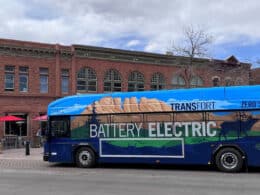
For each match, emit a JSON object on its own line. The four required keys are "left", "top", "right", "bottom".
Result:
{"left": 16, "top": 121, "right": 24, "bottom": 137}
{"left": 16, "top": 121, "right": 25, "bottom": 148}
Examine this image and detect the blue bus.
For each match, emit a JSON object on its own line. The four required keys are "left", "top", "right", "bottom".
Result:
{"left": 43, "top": 85, "right": 260, "bottom": 172}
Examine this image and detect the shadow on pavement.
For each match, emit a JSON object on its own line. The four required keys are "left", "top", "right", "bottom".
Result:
{"left": 48, "top": 162, "right": 260, "bottom": 173}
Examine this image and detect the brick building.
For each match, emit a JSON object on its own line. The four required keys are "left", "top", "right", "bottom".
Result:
{"left": 250, "top": 68, "right": 260, "bottom": 85}
{"left": 0, "top": 38, "right": 251, "bottom": 141}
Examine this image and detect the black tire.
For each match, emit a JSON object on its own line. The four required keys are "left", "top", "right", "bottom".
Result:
{"left": 215, "top": 148, "right": 243, "bottom": 172}
{"left": 75, "top": 147, "right": 96, "bottom": 168}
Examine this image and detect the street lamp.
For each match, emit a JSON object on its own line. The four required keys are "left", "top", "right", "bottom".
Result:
{"left": 16, "top": 121, "right": 25, "bottom": 137}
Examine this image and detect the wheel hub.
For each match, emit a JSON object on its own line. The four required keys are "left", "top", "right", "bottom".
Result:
{"left": 79, "top": 151, "right": 92, "bottom": 165}
{"left": 221, "top": 152, "right": 238, "bottom": 170}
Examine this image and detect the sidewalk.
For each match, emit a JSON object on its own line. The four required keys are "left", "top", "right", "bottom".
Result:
{"left": 0, "top": 147, "right": 43, "bottom": 160}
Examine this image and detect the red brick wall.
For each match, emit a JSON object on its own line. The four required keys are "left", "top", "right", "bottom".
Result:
{"left": 251, "top": 68, "right": 260, "bottom": 85}
{"left": 0, "top": 38, "right": 252, "bottom": 139}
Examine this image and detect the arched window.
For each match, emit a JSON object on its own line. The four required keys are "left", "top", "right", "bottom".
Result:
{"left": 150, "top": 73, "right": 165, "bottom": 90}
{"left": 225, "top": 77, "right": 233, "bottom": 86}
{"left": 171, "top": 75, "right": 186, "bottom": 88}
{"left": 128, "top": 71, "right": 144, "bottom": 91}
{"left": 77, "top": 67, "right": 97, "bottom": 93}
{"left": 104, "top": 69, "right": 122, "bottom": 92}
{"left": 235, "top": 78, "right": 243, "bottom": 86}
{"left": 212, "top": 76, "right": 220, "bottom": 87}
{"left": 190, "top": 76, "right": 204, "bottom": 88}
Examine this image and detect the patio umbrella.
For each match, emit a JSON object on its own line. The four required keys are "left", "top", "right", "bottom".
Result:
{"left": 0, "top": 115, "right": 25, "bottom": 136}
{"left": 32, "top": 115, "right": 47, "bottom": 121}
{"left": 0, "top": 115, "right": 24, "bottom": 122}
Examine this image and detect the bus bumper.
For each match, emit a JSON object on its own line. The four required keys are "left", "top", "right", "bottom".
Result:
{"left": 43, "top": 153, "right": 49, "bottom": 161}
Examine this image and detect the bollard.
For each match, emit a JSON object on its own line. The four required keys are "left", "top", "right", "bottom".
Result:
{"left": 0, "top": 142, "right": 2, "bottom": 154}
{"left": 25, "top": 141, "right": 30, "bottom": 156}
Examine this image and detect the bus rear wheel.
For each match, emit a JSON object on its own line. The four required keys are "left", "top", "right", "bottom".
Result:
{"left": 215, "top": 148, "right": 243, "bottom": 172}
{"left": 75, "top": 147, "right": 96, "bottom": 168}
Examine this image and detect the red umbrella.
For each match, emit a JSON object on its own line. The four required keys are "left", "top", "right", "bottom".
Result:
{"left": 33, "top": 115, "right": 47, "bottom": 121}
{"left": 0, "top": 115, "right": 25, "bottom": 122}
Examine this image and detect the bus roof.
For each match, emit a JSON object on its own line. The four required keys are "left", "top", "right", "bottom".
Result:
{"left": 48, "top": 85, "right": 260, "bottom": 116}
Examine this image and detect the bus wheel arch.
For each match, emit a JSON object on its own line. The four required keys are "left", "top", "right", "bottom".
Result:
{"left": 213, "top": 146, "right": 246, "bottom": 172}
{"left": 74, "top": 146, "right": 96, "bottom": 168}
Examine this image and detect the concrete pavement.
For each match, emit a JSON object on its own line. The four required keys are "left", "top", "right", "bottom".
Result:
{"left": 1, "top": 147, "right": 260, "bottom": 195}
{"left": 0, "top": 147, "right": 43, "bottom": 160}
{"left": 0, "top": 147, "right": 48, "bottom": 170}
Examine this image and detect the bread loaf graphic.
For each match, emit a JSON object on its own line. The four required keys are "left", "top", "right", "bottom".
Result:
{"left": 81, "top": 97, "right": 172, "bottom": 114}
{"left": 71, "top": 96, "right": 172, "bottom": 129}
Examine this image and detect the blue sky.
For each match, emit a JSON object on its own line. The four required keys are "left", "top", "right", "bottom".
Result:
{"left": 0, "top": 0, "right": 260, "bottom": 68}
{"left": 214, "top": 42, "right": 260, "bottom": 65}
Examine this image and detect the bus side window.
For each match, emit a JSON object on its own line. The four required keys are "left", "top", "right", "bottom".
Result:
{"left": 50, "top": 118, "right": 70, "bottom": 138}
{"left": 175, "top": 112, "right": 203, "bottom": 122}
{"left": 253, "top": 111, "right": 260, "bottom": 130}
{"left": 145, "top": 113, "right": 173, "bottom": 123}
{"left": 208, "top": 111, "right": 238, "bottom": 122}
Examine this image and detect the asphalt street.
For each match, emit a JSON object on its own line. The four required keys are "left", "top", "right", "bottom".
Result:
{"left": 0, "top": 148, "right": 260, "bottom": 195}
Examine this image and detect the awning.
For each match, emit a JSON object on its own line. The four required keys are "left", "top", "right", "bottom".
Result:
{"left": 33, "top": 115, "right": 47, "bottom": 121}
{"left": 0, "top": 115, "right": 25, "bottom": 122}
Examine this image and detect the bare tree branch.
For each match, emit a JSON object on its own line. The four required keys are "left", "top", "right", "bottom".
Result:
{"left": 169, "top": 25, "right": 213, "bottom": 87}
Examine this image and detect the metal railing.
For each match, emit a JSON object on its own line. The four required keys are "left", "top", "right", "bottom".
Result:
{"left": 1, "top": 135, "right": 25, "bottom": 149}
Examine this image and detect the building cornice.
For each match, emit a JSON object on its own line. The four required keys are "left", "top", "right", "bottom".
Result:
{"left": 0, "top": 44, "right": 56, "bottom": 58}
{"left": 0, "top": 38, "right": 251, "bottom": 67}
{"left": 73, "top": 45, "right": 213, "bottom": 67}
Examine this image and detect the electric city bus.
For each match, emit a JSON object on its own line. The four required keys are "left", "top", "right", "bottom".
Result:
{"left": 43, "top": 85, "right": 260, "bottom": 172}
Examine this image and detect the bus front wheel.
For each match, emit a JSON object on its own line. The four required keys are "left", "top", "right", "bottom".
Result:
{"left": 75, "top": 147, "right": 96, "bottom": 168}
{"left": 215, "top": 148, "right": 243, "bottom": 172}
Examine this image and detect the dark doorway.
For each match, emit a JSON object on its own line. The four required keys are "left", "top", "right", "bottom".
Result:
{"left": 5, "top": 114, "right": 27, "bottom": 136}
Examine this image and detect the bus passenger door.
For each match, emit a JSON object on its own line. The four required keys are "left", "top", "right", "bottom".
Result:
{"left": 47, "top": 116, "right": 72, "bottom": 163}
